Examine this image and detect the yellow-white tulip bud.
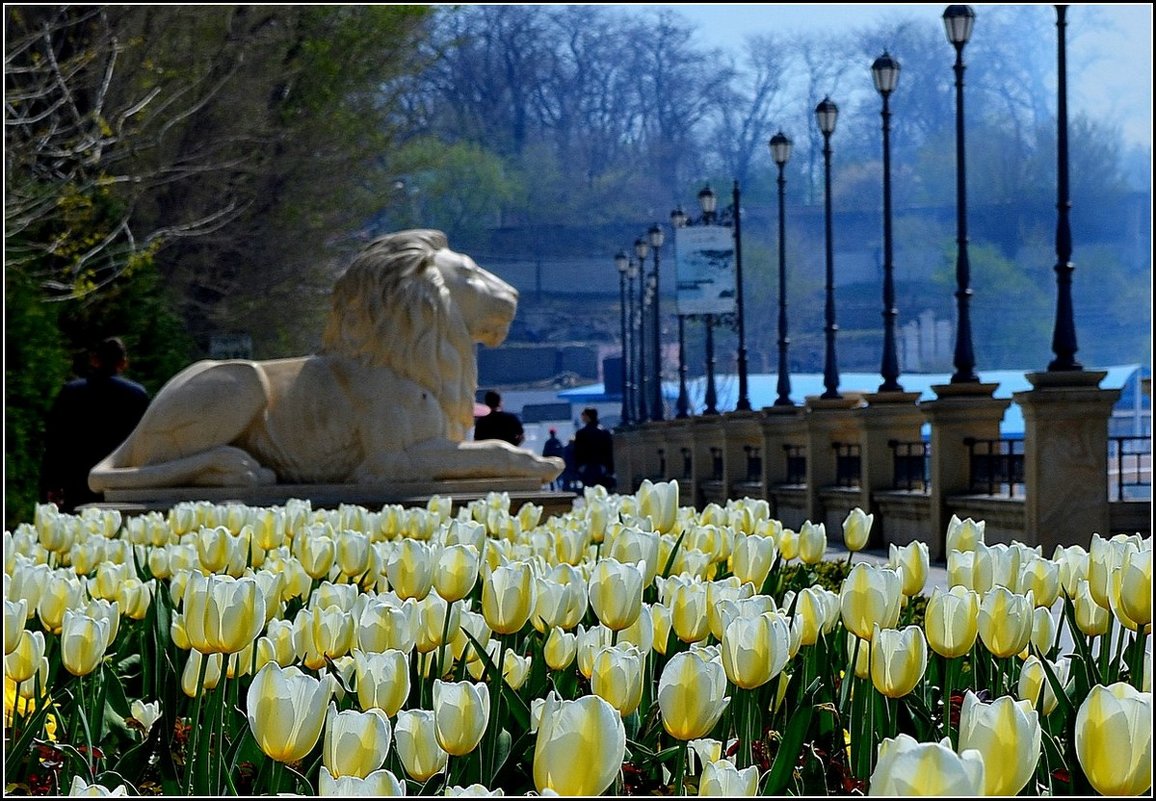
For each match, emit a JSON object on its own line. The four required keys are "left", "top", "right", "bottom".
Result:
{"left": 246, "top": 662, "right": 336, "bottom": 763}
{"left": 868, "top": 733, "right": 985, "bottom": 795}
{"left": 323, "top": 702, "right": 392, "bottom": 779}
{"left": 658, "top": 650, "right": 730, "bottom": 741}
{"left": 354, "top": 649, "right": 410, "bottom": 717}
{"left": 1075, "top": 682, "right": 1153, "bottom": 796}
{"left": 945, "top": 514, "right": 985, "bottom": 554}
{"left": 721, "top": 612, "right": 790, "bottom": 689}
{"left": 923, "top": 586, "right": 978, "bottom": 659}
{"left": 394, "top": 708, "right": 449, "bottom": 781}
{"left": 957, "top": 690, "right": 1041, "bottom": 795}
{"left": 840, "top": 563, "right": 902, "bottom": 641}
{"left": 588, "top": 558, "right": 645, "bottom": 632}
{"left": 533, "top": 692, "right": 626, "bottom": 796}
{"left": 888, "top": 541, "right": 929, "bottom": 597}
{"left": 842, "top": 507, "right": 874, "bottom": 552}
{"left": 870, "top": 624, "right": 927, "bottom": 699}
{"left": 432, "top": 679, "right": 489, "bottom": 756}
{"left": 977, "top": 586, "right": 1034, "bottom": 659}
{"left": 798, "top": 521, "right": 827, "bottom": 565}
{"left": 590, "top": 644, "right": 645, "bottom": 717}
{"left": 318, "top": 766, "right": 405, "bottom": 797}
{"left": 699, "top": 759, "right": 760, "bottom": 796}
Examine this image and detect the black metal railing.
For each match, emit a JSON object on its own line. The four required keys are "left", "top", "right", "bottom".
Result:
{"left": 709, "top": 447, "right": 723, "bottom": 481}
{"left": 657, "top": 448, "right": 666, "bottom": 478}
{"left": 1109, "top": 436, "right": 1152, "bottom": 501}
{"left": 743, "top": 445, "right": 762, "bottom": 482}
{"left": 833, "top": 442, "right": 861, "bottom": 488}
{"left": 783, "top": 445, "right": 806, "bottom": 485}
{"left": 964, "top": 437, "right": 1024, "bottom": 497}
{"left": 680, "top": 447, "right": 692, "bottom": 479}
{"left": 888, "top": 439, "right": 930, "bottom": 492}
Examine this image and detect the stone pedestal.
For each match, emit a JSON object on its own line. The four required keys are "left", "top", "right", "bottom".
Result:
{"left": 919, "top": 383, "right": 1011, "bottom": 560}
{"left": 803, "top": 396, "right": 864, "bottom": 533}
{"left": 1013, "top": 370, "right": 1120, "bottom": 552}
{"left": 852, "top": 391, "right": 925, "bottom": 549}
{"left": 98, "top": 479, "right": 575, "bottom": 518}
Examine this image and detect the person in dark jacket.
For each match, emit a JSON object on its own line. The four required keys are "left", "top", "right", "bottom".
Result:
{"left": 573, "top": 407, "right": 615, "bottom": 490}
{"left": 40, "top": 337, "right": 151, "bottom": 512}
{"left": 473, "top": 390, "right": 524, "bottom": 446}
{"left": 542, "top": 428, "right": 565, "bottom": 490}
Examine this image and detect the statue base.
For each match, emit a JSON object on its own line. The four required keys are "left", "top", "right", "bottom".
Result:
{"left": 91, "top": 479, "right": 576, "bottom": 518}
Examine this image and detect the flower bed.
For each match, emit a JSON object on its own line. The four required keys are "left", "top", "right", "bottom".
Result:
{"left": 3, "top": 481, "right": 1151, "bottom": 796}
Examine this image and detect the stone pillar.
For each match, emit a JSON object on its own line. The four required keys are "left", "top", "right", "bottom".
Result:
{"left": 662, "top": 419, "right": 695, "bottom": 503}
{"left": 852, "top": 391, "right": 924, "bottom": 549}
{"left": 613, "top": 427, "right": 638, "bottom": 493}
{"left": 1014, "top": 371, "right": 1120, "bottom": 552}
{"left": 635, "top": 425, "right": 665, "bottom": 488}
{"left": 721, "top": 410, "right": 765, "bottom": 499}
{"left": 758, "top": 406, "right": 808, "bottom": 526}
{"left": 918, "top": 383, "right": 1011, "bottom": 560}
{"left": 803, "top": 396, "right": 863, "bottom": 528}
{"left": 691, "top": 416, "right": 727, "bottom": 509}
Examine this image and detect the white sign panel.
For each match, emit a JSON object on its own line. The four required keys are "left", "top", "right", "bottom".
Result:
{"left": 673, "top": 225, "right": 737, "bottom": 315}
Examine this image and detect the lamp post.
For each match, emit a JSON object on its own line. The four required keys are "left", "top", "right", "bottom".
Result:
{"left": 731, "top": 179, "right": 751, "bottom": 411}
{"left": 872, "top": 51, "right": 903, "bottom": 393}
{"left": 816, "top": 96, "right": 842, "bottom": 400}
{"left": 1048, "top": 4, "right": 1081, "bottom": 372}
{"left": 634, "top": 237, "right": 650, "bottom": 423}
{"left": 627, "top": 256, "right": 641, "bottom": 422}
{"left": 769, "top": 130, "right": 794, "bottom": 407}
{"left": 693, "top": 185, "right": 721, "bottom": 415}
{"left": 944, "top": 5, "right": 979, "bottom": 384}
{"left": 670, "top": 207, "right": 691, "bottom": 418}
{"left": 648, "top": 223, "right": 665, "bottom": 421}
{"left": 616, "top": 250, "right": 631, "bottom": 424}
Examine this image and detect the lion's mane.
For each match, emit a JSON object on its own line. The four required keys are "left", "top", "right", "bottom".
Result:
{"left": 320, "top": 229, "right": 476, "bottom": 440}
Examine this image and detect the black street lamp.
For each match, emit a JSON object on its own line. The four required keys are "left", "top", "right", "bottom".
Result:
{"left": 648, "top": 223, "right": 666, "bottom": 421}
{"left": 615, "top": 249, "right": 631, "bottom": 424}
{"left": 872, "top": 51, "right": 904, "bottom": 393}
{"left": 627, "top": 256, "right": 640, "bottom": 422}
{"left": 634, "top": 237, "right": 650, "bottom": 422}
{"left": 731, "top": 179, "right": 751, "bottom": 411}
{"left": 769, "top": 130, "right": 794, "bottom": 407}
{"left": 675, "top": 314, "right": 690, "bottom": 418}
{"left": 1048, "top": 4, "right": 1082, "bottom": 372}
{"left": 670, "top": 207, "right": 691, "bottom": 418}
{"left": 944, "top": 5, "right": 979, "bottom": 384}
{"left": 816, "top": 96, "right": 842, "bottom": 400}
{"left": 694, "top": 186, "right": 720, "bottom": 415}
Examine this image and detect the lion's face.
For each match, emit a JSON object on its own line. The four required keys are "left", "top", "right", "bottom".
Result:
{"left": 435, "top": 248, "right": 518, "bottom": 348}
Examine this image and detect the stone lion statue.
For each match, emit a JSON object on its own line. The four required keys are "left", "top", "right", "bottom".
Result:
{"left": 89, "top": 229, "right": 564, "bottom": 491}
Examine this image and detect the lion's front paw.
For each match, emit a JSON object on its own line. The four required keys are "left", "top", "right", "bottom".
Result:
{"left": 537, "top": 456, "right": 566, "bottom": 480}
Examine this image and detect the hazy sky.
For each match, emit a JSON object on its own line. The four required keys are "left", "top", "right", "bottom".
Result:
{"left": 655, "top": 3, "right": 1153, "bottom": 151}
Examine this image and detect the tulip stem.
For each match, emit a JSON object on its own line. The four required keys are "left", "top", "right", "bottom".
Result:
{"left": 674, "top": 739, "right": 688, "bottom": 795}
{"left": 1111, "top": 623, "right": 1128, "bottom": 684}
{"left": 942, "top": 655, "right": 954, "bottom": 746}
{"left": 437, "top": 600, "right": 455, "bottom": 683}
{"left": 268, "top": 759, "right": 284, "bottom": 795}
{"left": 1127, "top": 630, "right": 1145, "bottom": 690}
{"left": 183, "top": 653, "right": 211, "bottom": 795}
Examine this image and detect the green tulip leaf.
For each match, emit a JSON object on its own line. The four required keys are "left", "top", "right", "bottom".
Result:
{"left": 762, "top": 697, "right": 815, "bottom": 794}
